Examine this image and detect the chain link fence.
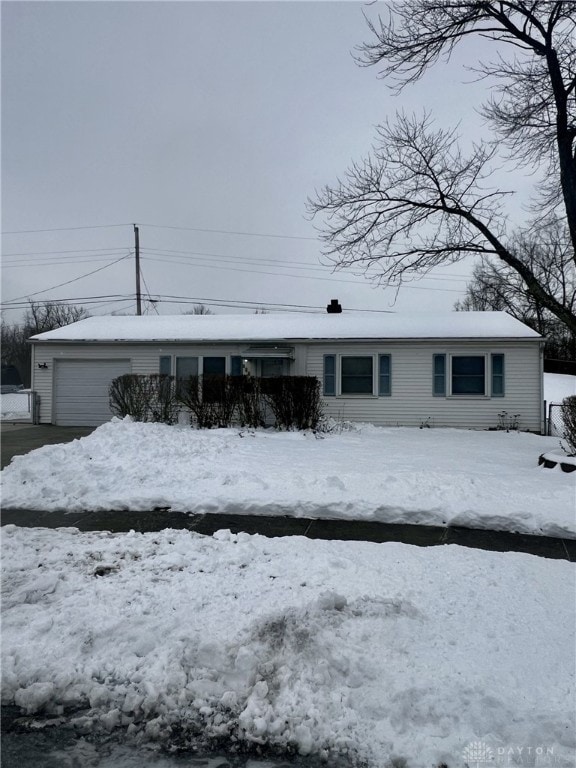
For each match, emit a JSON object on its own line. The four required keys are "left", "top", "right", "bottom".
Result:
{"left": 0, "top": 391, "right": 37, "bottom": 422}
{"left": 547, "top": 402, "right": 567, "bottom": 437}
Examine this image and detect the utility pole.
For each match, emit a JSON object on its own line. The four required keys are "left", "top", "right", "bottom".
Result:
{"left": 133, "top": 224, "right": 142, "bottom": 316}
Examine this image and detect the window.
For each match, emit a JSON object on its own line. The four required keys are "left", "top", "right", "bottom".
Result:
{"left": 323, "top": 355, "right": 336, "bottom": 396}
{"left": 260, "top": 358, "right": 287, "bottom": 378}
{"left": 341, "top": 356, "right": 373, "bottom": 394}
{"left": 202, "top": 357, "right": 226, "bottom": 376}
{"left": 176, "top": 356, "right": 198, "bottom": 397}
{"left": 433, "top": 354, "right": 446, "bottom": 396}
{"left": 451, "top": 356, "right": 485, "bottom": 395}
{"left": 231, "top": 356, "right": 243, "bottom": 377}
{"left": 379, "top": 355, "right": 391, "bottom": 396}
{"left": 491, "top": 354, "right": 505, "bottom": 397}
{"left": 202, "top": 357, "right": 226, "bottom": 402}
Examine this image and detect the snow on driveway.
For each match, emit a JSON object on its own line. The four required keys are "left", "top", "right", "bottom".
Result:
{"left": 1, "top": 418, "right": 575, "bottom": 538}
{"left": 2, "top": 525, "right": 574, "bottom": 767}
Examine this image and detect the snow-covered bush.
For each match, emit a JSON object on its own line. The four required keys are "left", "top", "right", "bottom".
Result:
{"left": 561, "top": 395, "right": 576, "bottom": 454}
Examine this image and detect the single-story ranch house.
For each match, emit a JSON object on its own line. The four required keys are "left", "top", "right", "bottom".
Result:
{"left": 29, "top": 310, "right": 544, "bottom": 431}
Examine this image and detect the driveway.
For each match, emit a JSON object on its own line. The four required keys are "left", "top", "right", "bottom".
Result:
{"left": 1, "top": 423, "right": 96, "bottom": 470}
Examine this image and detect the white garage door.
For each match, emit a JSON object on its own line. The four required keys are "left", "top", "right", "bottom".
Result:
{"left": 54, "top": 359, "right": 131, "bottom": 426}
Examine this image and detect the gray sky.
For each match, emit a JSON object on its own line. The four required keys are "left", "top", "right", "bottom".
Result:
{"left": 1, "top": 1, "right": 535, "bottom": 321}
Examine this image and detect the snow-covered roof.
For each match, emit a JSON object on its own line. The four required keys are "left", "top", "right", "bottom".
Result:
{"left": 30, "top": 312, "right": 541, "bottom": 342}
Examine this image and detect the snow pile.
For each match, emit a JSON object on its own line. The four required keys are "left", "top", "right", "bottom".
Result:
{"left": 2, "top": 418, "right": 575, "bottom": 538}
{"left": 2, "top": 526, "right": 574, "bottom": 767}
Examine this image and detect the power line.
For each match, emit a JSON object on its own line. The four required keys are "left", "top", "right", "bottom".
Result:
{"left": 141, "top": 247, "right": 470, "bottom": 283}
{"left": 0, "top": 292, "right": 397, "bottom": 315}
{"left": 139, "top": 254, "right": 465, "bottom": 292}
{"left": 2, "top": 246, "right": 128, "bottom": 257}
{"left": 140, "top": 222, "right": 318, "bottom": 241}
{"left": 1, "top": 220, "right": 317, "bottom": 242}
{"left": 2, "top": 254, "right": 131, "bottom": 304}
{"left": 3, "top": 253, "right": 132, "bottom": 269}
{"left": 1, "top": 224, "right": 131, "bottom": 235}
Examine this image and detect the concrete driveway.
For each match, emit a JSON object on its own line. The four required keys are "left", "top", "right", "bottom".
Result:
{"left": 1, "top": 423, "right": 96, "bottom": 470}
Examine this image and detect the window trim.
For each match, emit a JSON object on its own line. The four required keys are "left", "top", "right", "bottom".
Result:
{"left": 340, "top": 355, "right": 375, "bottom": 396}
{"left": 322, "top": 354, "right": 392, "bottom": 398}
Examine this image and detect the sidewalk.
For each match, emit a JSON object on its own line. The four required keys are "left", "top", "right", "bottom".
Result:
{"left": 2, "top": 424, "right": 575, "bottom": 562}
{"left": 2, "top": 507, "right": 575, "bottom": 562}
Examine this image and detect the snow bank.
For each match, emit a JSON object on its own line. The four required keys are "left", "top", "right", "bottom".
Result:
{"left": 2, "top": 419, "right": 575, "bottom": 538}
{"left": 2, "top": 526, "right": 574, "bottom": 766}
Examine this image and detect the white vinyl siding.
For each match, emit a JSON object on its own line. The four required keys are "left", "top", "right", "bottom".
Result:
{"left": 31, "top": 338, "right": 542, "bottom": 431}
{"left": 308, "top": 341, "right": 542, "bottom": 431}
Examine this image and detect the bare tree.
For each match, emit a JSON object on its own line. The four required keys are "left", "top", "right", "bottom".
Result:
{"left": 1, "top": 301, "right": 89, "bottom": 387}
{"left": 455, "top": 218, "right": 575, "bottom": 358}
{"left": 309, "top": 1, "right": 576, "bottom": 335}
{"left": 183, "top": 304, "right": 213, "bottom": 315}
{"left": 25, "top": 300, "right": 89, "bottom": 334}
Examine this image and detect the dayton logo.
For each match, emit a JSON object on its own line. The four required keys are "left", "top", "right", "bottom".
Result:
{"left": 462, "top": 741, "right": 494, "bottom": 765}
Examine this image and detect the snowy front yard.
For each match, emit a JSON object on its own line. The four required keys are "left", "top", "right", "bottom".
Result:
{"left": 1, "top": 418, "right": 575, "bottom": 538}
{"left": 2, "top": 525, "right": 574, "bottom": 767}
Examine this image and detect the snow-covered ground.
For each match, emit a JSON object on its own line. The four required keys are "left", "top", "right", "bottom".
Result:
{"left": 0, "top": 390, "right": 32, "bottom": 421}
{"left": 2, "top": 418, "right": 575, "bottom": 538}
{"left": 2, "top": 525, "right": 574, "bottom": 767}
{"left": 545, "top": 372, "right": 576, "bottom": 404}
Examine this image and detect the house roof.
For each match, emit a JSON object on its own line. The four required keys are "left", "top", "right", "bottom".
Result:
{"left": 29, "top": 312, "right": 541, "bottom": 343}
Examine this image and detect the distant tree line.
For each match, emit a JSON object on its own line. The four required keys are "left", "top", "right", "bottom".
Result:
{"left": 1, "top": 301, "right": 90, "bottom": 387}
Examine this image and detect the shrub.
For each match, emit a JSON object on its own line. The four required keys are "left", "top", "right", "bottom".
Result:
{"left": 109, "top": 374, "right": 150, "bottom": 422}
{"left": 147, "top": 374, "right": 179, "bottom": 424}
{"left": 109, "top": 374, "right": 178, "bottom": 424}
{"left": 176, "top": 375, "right": 242, "bottom": 428}
{"left": 263, "top": 376, "right": 323, "bottom": 430}
{"left": 561, "top": 395, "right": 576, "bottom": 454}
{"left": 235, "top": 375, "right": 265, "bottom": 428}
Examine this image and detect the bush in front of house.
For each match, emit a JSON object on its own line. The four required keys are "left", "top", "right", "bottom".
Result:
{"left": 562, "top": 395, "right": 576, "bottom": 454}
{"left": 176, "top": 374, "right": 243, "bottom": 429}
{"left": 109, "top": 374, "right": 178, "bottom": 424}
{"left": 235, "top": 375, "right": 265, "bottom": 429}
{"left": 263, "top": 376, "right": 323, "bottom": 431}
{"left": 110, "top": 373, "right": 323, "bottom": 431}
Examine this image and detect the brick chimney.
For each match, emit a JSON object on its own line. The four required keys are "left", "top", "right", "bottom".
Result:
{"left": 326, "top": 299, "right": 342, "bottom": 314}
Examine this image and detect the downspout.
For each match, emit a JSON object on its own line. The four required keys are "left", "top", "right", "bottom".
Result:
{"left": 539, "top": 340, "right": 545, "bottom": 435}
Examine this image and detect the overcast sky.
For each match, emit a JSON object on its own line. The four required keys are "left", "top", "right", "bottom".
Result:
{"left": 1, "top": 1, "right": 535, "bottom": 322}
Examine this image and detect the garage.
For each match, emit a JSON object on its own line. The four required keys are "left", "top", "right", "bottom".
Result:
{"left": 53, "top": 359, "right": 131, "bottom": 426}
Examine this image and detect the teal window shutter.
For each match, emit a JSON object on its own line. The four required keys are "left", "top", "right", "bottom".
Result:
{"left": 491, "top": 354, "right": 505, "bottom": 396}
{"left": 159, "top": 356, "right": 171, "bottom": 376}
{"left": 379, "top": 355, "right": 391, "bottom": 396}
{"left": 231, "top": 356, "right": 243, "bottom": 376}
{"left": 433, "top": 354, "right": 446, "bottom": 396}
{"left": 323, "top": 355, "right": 336, "bottom": 396}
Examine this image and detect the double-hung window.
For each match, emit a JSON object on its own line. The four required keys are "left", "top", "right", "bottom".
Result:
{"left": 433, "top": 353, "right": 505, "bottom": 397}
{"left": 322, "top": 354, "right": 391, "bottom": 397}
{"left": 451, "top": 355, "right": 486, "bottom": 395}
{"left": 341, "top": 356, "right": 374, "bottom": 394}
